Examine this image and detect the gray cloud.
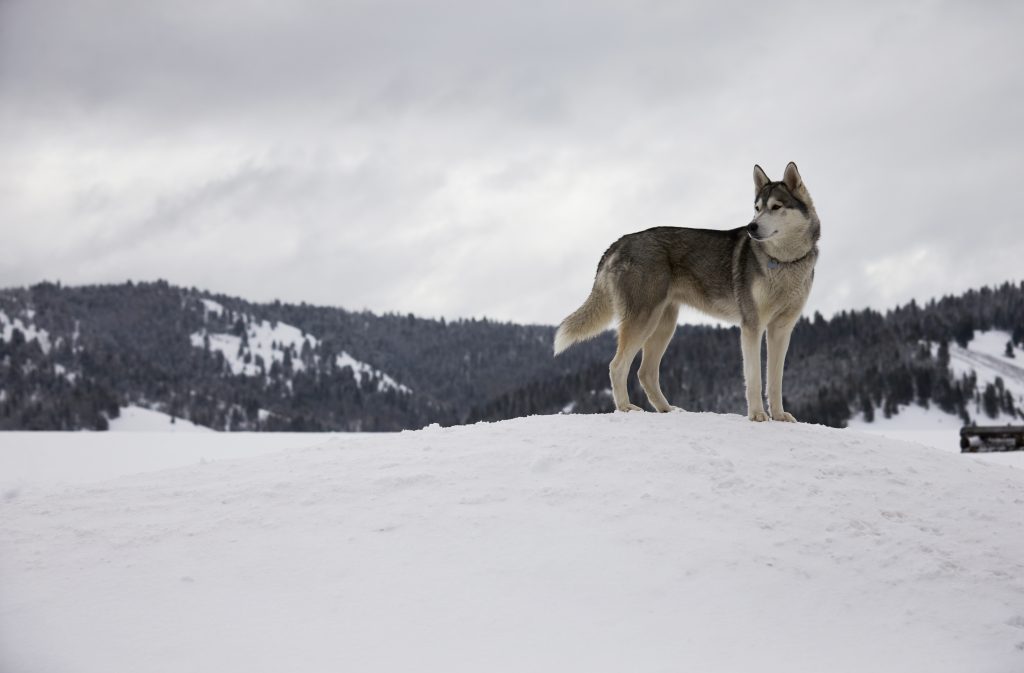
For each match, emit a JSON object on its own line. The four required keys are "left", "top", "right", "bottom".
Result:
{"left": 1, "top": 0, "right": 1022, "bottom": 324}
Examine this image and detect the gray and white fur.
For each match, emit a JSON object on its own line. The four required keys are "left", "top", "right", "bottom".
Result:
{"left": 554, "top": 162, "right": 820, "bottom": 422}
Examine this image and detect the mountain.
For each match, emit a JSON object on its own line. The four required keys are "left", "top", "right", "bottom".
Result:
{"left": 3, "top": 413, "right": 1023, "bottom": 672}
{"left": 1, "top": 279, "right": 1023, "bottom": 431}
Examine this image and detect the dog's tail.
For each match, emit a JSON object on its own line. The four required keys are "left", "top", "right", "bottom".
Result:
{"left": 553, "top": 284, "right": 614, "bottom": 356}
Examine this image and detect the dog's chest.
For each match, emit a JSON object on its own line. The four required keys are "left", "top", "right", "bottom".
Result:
{"left": 752, "top": 263, "right": 814, "bottom": 322}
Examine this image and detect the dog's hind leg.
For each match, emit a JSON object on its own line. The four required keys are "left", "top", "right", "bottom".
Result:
{"left": 740, "top": 322, "right": 768, "bottom": 422}
{"left": 638, "top": 303, "right": 680, "bottom": 412}
{"left": 609, "top": 309, "right": 662, "bottom": 412}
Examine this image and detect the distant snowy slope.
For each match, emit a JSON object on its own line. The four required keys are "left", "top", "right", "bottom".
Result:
{"left": 858, "top": 329, "right": 1024, "bottom": 440}
{"left": 190, "top": 317, "right": 316, "bottom": 375}
{"left": 107, "top": 405, "right": 214, "bottom": 433}
{"left": 0, "top": 309, "right": 51, "bottom": 352}
{"left": 2, "top": 413, "right": 1023, "bottom": 673}
{"left": 190, "top": 303, "right": 410, "bottom": 393}
{"left": 950, "top": 329, "right": 1024, "bottom": 403}
{"left": 336, "top": 350, "right": 411, "bottom": 392}
{"left": 199, "top": 298, "right": 225, "bottom": 317}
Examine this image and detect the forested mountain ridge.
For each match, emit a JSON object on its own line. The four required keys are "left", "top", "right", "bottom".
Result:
{"left": 1, "top": 280, "right": 1022, "bottom": 431}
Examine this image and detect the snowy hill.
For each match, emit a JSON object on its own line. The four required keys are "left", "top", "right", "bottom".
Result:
{"left": 949, "top": 329, "right": 1024, "bottom": 411}
{"left": 107, "top": 405, "right": 214, "bottom": 432}
{"left": 3, "top": 413, "right": 1023, "bottom": 673}
{"left": 849, "top": 329, "right": 1024, "bottom": 455}
{"left": 190, "top": 298, "right": 411, "bottom": 393}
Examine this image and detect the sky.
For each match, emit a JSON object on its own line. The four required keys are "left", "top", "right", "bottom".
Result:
{"left": 1, "top": 0, "right": 1022, "bottom": 325}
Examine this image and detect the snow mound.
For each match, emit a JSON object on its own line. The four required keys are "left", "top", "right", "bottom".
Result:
{"left": 2, "top": 413, "right": 1023, "bottom": 673}
{"left": 108, "top": 405, "right": 215, "bottom": 433}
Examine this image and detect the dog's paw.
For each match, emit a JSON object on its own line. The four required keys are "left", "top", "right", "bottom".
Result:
{"left": 772, "top": 411, "right": 797, "bottom": 423}
{"left": 653, "top": 404, "right": 684, "bottom": 413}
{"left": 616, "top": 404, "right": 645, "bottom": 412}
{"left": 748, "top": 410, "right": 769, "bottom": 422}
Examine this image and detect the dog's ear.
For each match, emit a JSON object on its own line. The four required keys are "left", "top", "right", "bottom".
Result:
{"left": 783, "top": 162, "right": 804, "bottom": 193}
{"left": 753, "top": 164, "right": 771, "bottom": 194}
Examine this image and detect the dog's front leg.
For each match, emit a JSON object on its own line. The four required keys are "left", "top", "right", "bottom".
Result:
{"left": 766, "top": 320, "right": 797, "bottom": 422}
{"left": 740, "top": 323, "right": 768, "bottom": 422}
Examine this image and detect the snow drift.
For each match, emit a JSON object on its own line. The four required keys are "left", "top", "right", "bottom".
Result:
{"left": 2, "top": 413, "right": 1024, "bottom": 673}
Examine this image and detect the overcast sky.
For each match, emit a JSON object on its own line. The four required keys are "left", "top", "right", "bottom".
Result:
{"left": 1, "top": 0, "right": 1022, "bottom": 325}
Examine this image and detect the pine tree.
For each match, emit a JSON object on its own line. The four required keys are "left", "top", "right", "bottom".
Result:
{"left": 953, "top": 319, "right": 974, "bottom": 348}
{"left": 937, "top": 339, "right": 950, "bottom": 369}
{"left": 982, "top": 383, "right": 999, "bottom": 419}
{"left": 860, "top": 394, "right": 875, "bottom": 423}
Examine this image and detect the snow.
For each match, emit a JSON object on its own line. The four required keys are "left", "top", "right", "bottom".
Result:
{"left": 3, "top": 412, "right": 1024, "bottom": 673}
{"left": 199, "top": 298, "right": 225, "bottom": 317}
{"left": 52, "top": 362, "right": 77, "bottom": 383}
{"left": 969, "top": 329, "right": 1020, "bottom": 360}
{"left": 337, "top": 350, "right": 412, "bottom": 393}
{"left": 948, "top": 329, "right": 1024, "bottom": 406}
{"left": 190, "top": 318, "right": 317, "bottom": 376}
{"left": 850, "top": 329, "right": 1024, "bottom": 470}
{"left": 0, "top": 309, "right": 51, "bottom": 353}
{"left": 0, "top": 430, "right": 334, "bottom": 487}
{"left": 848, "top": 403, "right": 962, "bottom": 454}
{"left": 190, "top": 313, "right": 411, "bottom": 393}
{"left": 849, "top": 403, "right": 1024, "bottom": 470}
{"left": 108, "top": 405, "right": 214, "bottom": 433}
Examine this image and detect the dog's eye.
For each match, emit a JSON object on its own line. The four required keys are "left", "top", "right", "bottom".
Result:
{"left": 770, "top": 204, "right": 782, "bottom": 211}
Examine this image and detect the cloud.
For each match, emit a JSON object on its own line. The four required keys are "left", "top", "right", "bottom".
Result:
{"left": 1, "top": 0, "right": 1022, "bottom": 324}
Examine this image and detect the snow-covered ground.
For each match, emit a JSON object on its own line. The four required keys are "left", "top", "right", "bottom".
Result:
{"left": 849, "top": 404, "right": 1024, "bottom": 469}
{"left": 848, "top": 403, "right": 962, "bottom": 452}
{"left": 1, "top": 405, "right": 333, "bottom": 487}
{"left": 3, "top": 413, "right": 1023, "bottom": 673}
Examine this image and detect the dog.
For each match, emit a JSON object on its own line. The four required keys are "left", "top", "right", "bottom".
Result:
{"left": 553, "top": 162, "right": 819, "bottom": 422}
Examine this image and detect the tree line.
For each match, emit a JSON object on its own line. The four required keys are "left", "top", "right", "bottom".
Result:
{"left": 1, "top": 279, "right": 1022, "bottom": 431}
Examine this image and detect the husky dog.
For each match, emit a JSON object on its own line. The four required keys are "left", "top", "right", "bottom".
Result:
{"left": 554, "top": 162, "right": 819, "bottom": 422}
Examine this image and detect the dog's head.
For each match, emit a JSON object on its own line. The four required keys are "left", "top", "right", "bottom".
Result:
{"left": 747, "top": 162, "right": 819, "bottom": 252}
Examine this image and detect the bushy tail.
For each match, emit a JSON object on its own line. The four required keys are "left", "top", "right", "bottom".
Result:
{"left": 553, "top": 285, "right": 614, "bottom": 355}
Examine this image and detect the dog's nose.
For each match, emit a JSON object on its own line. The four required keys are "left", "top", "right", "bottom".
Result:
{"left": 747, "top": 222, "right": 759, "bottom": 235}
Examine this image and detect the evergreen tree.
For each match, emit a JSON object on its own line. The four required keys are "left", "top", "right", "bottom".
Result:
{"left": 860, "top": 394, "right": 875, "bottom": 423}
{"left": 982, "top": 383, "right": 999, "bottom": 419}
